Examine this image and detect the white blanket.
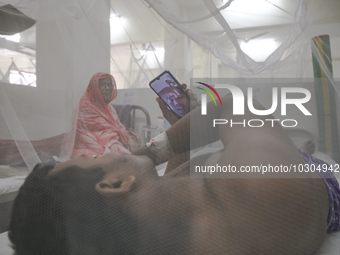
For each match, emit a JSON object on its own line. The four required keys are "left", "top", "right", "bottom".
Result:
{"left": 0, "top": 166, "right": 28, "bottom": 196}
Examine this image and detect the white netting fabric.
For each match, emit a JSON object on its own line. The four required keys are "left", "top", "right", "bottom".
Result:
{"left": 0, "top": 0, "right": 339, "bottom": 169}
{"left": 0, "top": 1, "right": 340, "bottom": 255}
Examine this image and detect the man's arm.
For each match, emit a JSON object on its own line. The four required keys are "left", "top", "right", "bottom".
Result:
{"left": 133, "top": 95, "right": 230, "bottom": 165}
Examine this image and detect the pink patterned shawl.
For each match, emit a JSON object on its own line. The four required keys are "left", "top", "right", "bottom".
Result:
{"left": 72, "top": 72, "right": 130, "bottom": 158}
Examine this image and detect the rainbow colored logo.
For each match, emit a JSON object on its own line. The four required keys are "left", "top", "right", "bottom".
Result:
{"left": 196, "top": 82, "right": 222, "bottom": 106}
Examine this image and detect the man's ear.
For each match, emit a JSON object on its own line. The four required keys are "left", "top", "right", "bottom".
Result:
{"left": 95, "top": 175, "right": 136, "bottom": 197}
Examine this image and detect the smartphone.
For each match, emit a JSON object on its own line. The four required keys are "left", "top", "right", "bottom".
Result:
{"left": 149, "top": 70, "right": 190, "bottom": 118}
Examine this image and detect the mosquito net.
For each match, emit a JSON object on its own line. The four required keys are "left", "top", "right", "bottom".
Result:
{"left": 1, "top": 0, "right": 340, "bottom": 254}
{"left": 1, "top": 0, "right": 338, "bottom": 170}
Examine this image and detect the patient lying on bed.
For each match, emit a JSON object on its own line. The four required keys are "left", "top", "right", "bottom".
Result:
{"left": 9, "top": 94, "right": 340, "bottom": 255}
{"left": 72, "top": 72, "right": 139, "bottom": 158}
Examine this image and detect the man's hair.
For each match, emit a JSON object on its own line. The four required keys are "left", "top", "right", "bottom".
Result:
{"left": 9, "top": 163, "right": 139, "bottom": 255}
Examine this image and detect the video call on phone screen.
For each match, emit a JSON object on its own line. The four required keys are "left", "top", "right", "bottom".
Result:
{"left": 150, "top": 72, "right": 190, "bottom": 118}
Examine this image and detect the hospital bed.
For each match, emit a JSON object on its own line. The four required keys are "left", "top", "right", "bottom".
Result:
{"left": 111, "top": 104, "right": 151, "bottom": 141}
{"left": 0, "top": 104, "right": 151, "bottom": 166}
{"left": 0, "top": 166, "right": 28, "bottom": 234}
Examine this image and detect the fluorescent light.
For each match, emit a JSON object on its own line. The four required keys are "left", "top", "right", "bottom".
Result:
{"left": 141, "top": 48, "right": 165, "bottom": 56}
{"left": 240, "top": 39, "right": 277, "bottom": 61}
{"left": 0, "top": 34, "right": 21, "bottom": 43}
{"left": 110, "top": 13, "right": 120, "bottom": 21}
{"left": 228, "top": 0, "right": 271, "bottom": 13}
{"left": 110, "top": 15, "right": 125, "bottom": 36}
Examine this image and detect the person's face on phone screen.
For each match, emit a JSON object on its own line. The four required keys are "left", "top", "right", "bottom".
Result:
{"left": 160, "top": 87, "right": 189, "bottom": 117}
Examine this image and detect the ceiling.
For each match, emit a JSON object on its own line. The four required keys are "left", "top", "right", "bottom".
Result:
{"left": 1, "top": 0, "right": 340, "bottom": 72}
{"left": 109, "top": 0, "right": 340, "bottom": 49}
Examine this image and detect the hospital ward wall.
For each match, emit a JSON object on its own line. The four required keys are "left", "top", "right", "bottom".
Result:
{"left": 0, "top": 81, "right": 68, "bottom": 140}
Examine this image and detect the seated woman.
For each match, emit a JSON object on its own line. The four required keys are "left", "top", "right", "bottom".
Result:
{"left": 9, "top": 92, "right": 340, "bottom": 255}
{"left": 72, "top": 72, "right": 138, "bottom": 158}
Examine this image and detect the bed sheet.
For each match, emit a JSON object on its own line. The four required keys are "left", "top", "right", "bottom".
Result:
{"left": 316, "top": 231, "right": 340, "bottom": 255}
{"left": 0, "top": 232, "right": 12, "bottom": 255}
{"left": 0, "top": 166, "right": 28, "bottom": 201}
{"left": 0, "top": 176, "right": 26, "bottom": 197}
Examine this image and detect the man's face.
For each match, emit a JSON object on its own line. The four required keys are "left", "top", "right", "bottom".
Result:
{"left": 164, "top": 88, "right": 190, "bottom": 117}
{"left": 165, "top": 79, "right": 177, "bottom": 87}
{"left": 47, "top": 153, "right": 195, "bottom": 254}
{"left": 99, "top": 77, "right": 114, "bottom": 103}
{"left": 50, "top": 153, "right": 156, "bottom": 177}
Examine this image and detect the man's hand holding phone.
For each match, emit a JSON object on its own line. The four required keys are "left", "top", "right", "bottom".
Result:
{"left": 149, "top": 70, "right": 200, "bottom": 125}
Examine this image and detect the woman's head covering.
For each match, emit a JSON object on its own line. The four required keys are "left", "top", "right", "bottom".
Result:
{"left": 84, "top": 72, "right": 117, "bottom": 108}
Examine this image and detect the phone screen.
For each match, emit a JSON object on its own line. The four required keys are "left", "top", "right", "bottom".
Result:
{"left": 149, "top": 71, "right": 190, "bottom": 118}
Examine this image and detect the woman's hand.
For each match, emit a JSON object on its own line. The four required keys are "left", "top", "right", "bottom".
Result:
{"left": 126, "top": 131, "right": 142, "bottom": 152}
{"left": 156, "top": 83, "right": 200, "bottom": 125}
